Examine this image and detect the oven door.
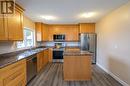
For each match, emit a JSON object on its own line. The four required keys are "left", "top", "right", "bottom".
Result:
{"left": 53, "top": 50, "right": 64, "bottom": 62}
{"left": 53, "top": 50, "right": 63, "bottom": 59}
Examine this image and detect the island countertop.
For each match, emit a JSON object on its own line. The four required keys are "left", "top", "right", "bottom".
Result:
{"left": 63, "top": 47, "right": 93, "bottom": 56}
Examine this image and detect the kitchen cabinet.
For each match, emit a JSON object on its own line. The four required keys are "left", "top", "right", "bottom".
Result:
{"left": 35, "top": 22, "right": 49, "bottom": 41}
{"left": 44, "top": 49, "right": 49, "bottom": 65}
{"left": 48, "top": 48, "right": 53, "bottom": 62}
{"left": 37, "top": 50, "right": 44, "bottom": 72}
{"left": 0, "top": 4, "right": 24, "bottom": 41}
{"left": 42, "top": 23, "right": 49, "bottom": 41}
{"left": 8, "top": 6, "right": 24, "bottom": 41}
{"left": 35, "top": 22, "right": 42, "bottom": 41}
{"left": 79, "top": 23, "right": 95, "bottom": 33}
{"left": 64, "top": 56, "right": 91, "bottom": 81}
{"left": 0, "top": 59, "right": 26, "bottom": 86}
{"left": 0, "top": 15, "right": 8, "bottom": 40}
{"left": 37, "top": 49, "right": 49, "bottom": 72}
{"left": 48, "top": 25, "right": 79, "bottom": 41}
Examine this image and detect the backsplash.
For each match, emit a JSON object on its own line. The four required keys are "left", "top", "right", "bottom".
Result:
{"left": 39, "top": 42, "right": 80, "bottom": 47}
{"left": 0, "top": 41, "right": 80, "bottom": 54}
{"left": 0, "top": 42, "right": 16, "bottom": 54}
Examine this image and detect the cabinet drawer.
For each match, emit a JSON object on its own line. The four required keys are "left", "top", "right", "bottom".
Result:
{"left": 3, "top": 68, "right": 24, "bottom": 86}
{"left": 0, "top": 60, "right": 26, "bottom": 86}
{"left": 4, "top": 73, "right": 26, "bottom": 86}
{"left": 0, "top": 60, "right": 26, "bottom": 75}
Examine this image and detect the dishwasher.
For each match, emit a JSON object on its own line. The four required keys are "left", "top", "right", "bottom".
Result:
{"left": 26, "top": 54, "right": 37, "bottom": 83}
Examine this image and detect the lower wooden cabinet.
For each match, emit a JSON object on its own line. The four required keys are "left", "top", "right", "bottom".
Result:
{"left": 37, "top": 49, "right": 50, "bottom": 72}
{"left": 43, "top": 49, "right": 49, "bottom": 66}
{"left": 48, "top": 48, "right": 53, "bottom": 62}
{"left": 64, "top": 56, "right": 92, "bottom": 81}
{"left": 37, "top": 50, "right": 44, "bottom": 72}
{"left": 0, "top": 59, "right": 26, "bottom": 86}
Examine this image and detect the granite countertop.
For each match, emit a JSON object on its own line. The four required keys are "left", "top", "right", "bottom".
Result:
{"left": 63, "top": 48, "right": 93, "bottom": 56}
{"left": 0, "top": 47, "right": 49, "bottom": 69}
{"left": 0, "top": 46, "right": 89, "bottom": 68}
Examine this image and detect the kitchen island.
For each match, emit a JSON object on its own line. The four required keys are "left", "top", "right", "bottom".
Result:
{"left": 63, "top": 48, "right": 92, "bottom": 81}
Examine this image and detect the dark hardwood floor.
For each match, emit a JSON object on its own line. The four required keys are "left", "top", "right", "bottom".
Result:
{"left": 27, "top": 63, "right": 122, "bottom": 86}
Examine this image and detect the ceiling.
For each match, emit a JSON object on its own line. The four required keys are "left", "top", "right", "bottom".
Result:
{"left": 16, "top": 0, "right": 129, "bottom": 24}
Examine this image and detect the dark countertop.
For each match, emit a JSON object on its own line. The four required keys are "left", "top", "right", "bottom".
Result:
{"left": 0, "top": 47, "right": 49, "bottom": 69}
{"left": 0, "top": 46, "right": 82, "bottom": 69}
{"left": 63, "top": 48, "right": 93, "bottom": 56}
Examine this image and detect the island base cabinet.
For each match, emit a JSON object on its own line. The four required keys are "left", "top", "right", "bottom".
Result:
{"left": 0, "top": 59, "right": 26, "bottom": 86}
{"left": 63, "top": 56, "right": 92, "bottom": 81}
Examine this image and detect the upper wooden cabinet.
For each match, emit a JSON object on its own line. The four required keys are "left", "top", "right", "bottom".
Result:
{"left": 0, "top": 4, "right": 24, "bottom": 41}
{"left": 48, "top": 25, "right": 79, "bottom": 41}
{"left": 79, "top": 23, "right": 95, "bottom": 33}
{"left": 42, "top": 23, "right": 49, "bottom": 41}
{"left": 0, "top": 15, "right": 8, "bottom": 40}
{"left": 35, "top": 22, "right": 42, "bottom": 41}
{"left": 8, "top": 7, "right": 24, "bottom": 41}
{"left": 35, "top": 22, "right": 48, "bottom": 41}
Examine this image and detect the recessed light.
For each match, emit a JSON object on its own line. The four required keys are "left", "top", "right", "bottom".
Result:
{"left": 41, "top": 15, "right": 57, "bottom": 20}
{"left": 79, "top": 12, "right": 96, "bottom": 18}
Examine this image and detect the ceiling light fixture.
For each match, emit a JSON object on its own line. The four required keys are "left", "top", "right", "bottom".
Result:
{"left": 80, "top": 12, "right": 96, "bottom": 18}
{"left": 41, "top": 15, "right": 57, "bottom": 20}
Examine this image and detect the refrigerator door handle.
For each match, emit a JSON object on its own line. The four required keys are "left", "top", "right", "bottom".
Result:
{"left": 88, "top": 35, "right": 90, "bottom": 50}
{"left": 88, "top": 42, "right": 90, "bottom": 50}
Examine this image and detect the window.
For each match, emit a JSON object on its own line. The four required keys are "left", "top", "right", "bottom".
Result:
{"left": 17, "top": 28, "right": 35, "bottom": 48}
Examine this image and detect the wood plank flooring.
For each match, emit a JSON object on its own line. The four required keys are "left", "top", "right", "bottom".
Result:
{"left": 27, "top": 63, "right": 122, "bottom": 86}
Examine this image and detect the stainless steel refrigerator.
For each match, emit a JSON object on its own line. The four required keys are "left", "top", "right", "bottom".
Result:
{"left": 80, "top": 33, "right": 97, "bottom": 64}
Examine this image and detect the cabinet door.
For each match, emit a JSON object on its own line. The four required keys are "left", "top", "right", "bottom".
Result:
{"left": 66, "top": 28, "right": 79, "bottom": 41}
{"left": 8, "top": 9, "right": 23, "bottom": 41}
{"left": 80, "top": 23, "right": 95, "bottom": 33}
{"left": 0, "top": 16, "right": 8, "bottom": 40}
{"left": 44, "top": 49, "right": 49, "bottom": 65}
{"left": 0, "top": 69, "right": 2, "bottom": 86}
{"left": 0, "top": 60, "right": 26, "bottom": 86}
{"left": 42, "top": 23, "right": 48, "bottom": 41}
{"left": 37, "top": 51, "right": 44, "bottom": 72}
{"left": 48, "top": 48, "right": 53, "bottom": 62}
{"left": 35, "top": 22, "right": 42, "bottom": 41}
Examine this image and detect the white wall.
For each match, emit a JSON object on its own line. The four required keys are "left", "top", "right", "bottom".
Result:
{"left": 96, "top": 2, "right": 130, "bottom": 86}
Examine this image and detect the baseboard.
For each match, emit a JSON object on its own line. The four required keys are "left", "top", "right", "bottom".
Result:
{"left": 96, "top": 63, "right": 129, "bottom": 86}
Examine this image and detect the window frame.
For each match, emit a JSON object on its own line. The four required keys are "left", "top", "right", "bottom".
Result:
{"left": 17, "top": 28, "right": 35, "bottom": 49}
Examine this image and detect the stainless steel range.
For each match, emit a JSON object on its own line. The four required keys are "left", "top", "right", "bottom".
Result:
{"left": 53, "top": 43, "right": 65, "bottom": 62}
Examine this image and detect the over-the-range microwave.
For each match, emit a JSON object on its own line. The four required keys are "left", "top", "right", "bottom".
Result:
{"left": 53, "top": 34, "right": 65, "bottom": 41}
